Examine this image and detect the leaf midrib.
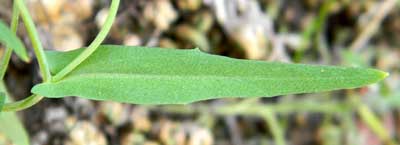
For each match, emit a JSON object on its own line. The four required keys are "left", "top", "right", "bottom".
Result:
{"left": 60, "top": 72, "right": 364, "bottom": 82}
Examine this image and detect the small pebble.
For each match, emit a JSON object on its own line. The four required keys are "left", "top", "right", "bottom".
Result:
{"left": 143, "top": 0, "right": 178, "bottom": 30}
{"left": 65, "top": 121, "right": 107, "bottom": 145}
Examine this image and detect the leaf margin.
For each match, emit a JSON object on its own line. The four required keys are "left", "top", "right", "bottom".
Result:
{"left": 32, "top": 45, "right": 388, "bottom": 104}
{"left": 0, "top": 19, "right": 29, "bottom": 62}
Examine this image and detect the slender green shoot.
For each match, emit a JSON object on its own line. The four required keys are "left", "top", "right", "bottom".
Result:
{"left": 1, "top": 2, "right": 20, "bottom": 80}
{"left": 357, "top": 104, "right": 397, "bottom": 145}
{"left": 261, "top": 109, "right": 286, "bottom": 145}
{"left": 10, "top": 2, "right": 19, "bottom": 33}
{"left": 2, "top": 94, "right": 43, "bottom": 112}
{"left": 2, "top": 0, "right": 120, "bottom": 112}
{"left": 0, "top": 49, "right": 12, "bottom": 80}
{"left": 52, "top": 0, "right": 120, "bottom": 82}
{"left": 1, "top": 0, "right": 45, "bottom": 112}
{"left": 15, "top": 0, "right": 51, "bottom": 82}
{"left": 0, "top": 2, "right": 30, "bottom": 78}
{"left": 294, "top": 0, "right": 334, "bottom": 62}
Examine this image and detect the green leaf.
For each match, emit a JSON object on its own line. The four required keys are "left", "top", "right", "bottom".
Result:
{"left": 0, "top": 20, "right": 29, "bottom": 62}
{"left": 32, "top": 45, "right": 388, "bottom": 104}
{"left": 0, "top": 83, "right": 30, "bottom": 145}
{"left": 0, "top": 105, "right": 30, "bottom": 145}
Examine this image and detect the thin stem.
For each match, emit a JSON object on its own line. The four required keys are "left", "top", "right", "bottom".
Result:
{"left": 1, "top": 1, "right": 45, "bottom": 112}
{"left": 294, "top": 0, "right": 333, "bottom": 62}
{"left": 52, "top": 0, "right": 120, "bottom": 82}
{"left": 0, "top": 2, "right": 20, "bottom": 80}
{"left": 261, "top": 109, "right": 286, "bottom": 145}
{"left": 2, "top": 94, "right": 43, "bottom": 112}
{"left": 2, "top": 0, "right": 119, "bottom": 112}
{"left": 0, "top": 49, "right": 12, "bottom": 80}
{"left": 15, "top": 0, "right": 51, "bottom": 82}
{"left": 357, "top": 104, "right": 397, "bottom": 145}
{"left": 11, "top": 1, "right": 19, "bottom": 33}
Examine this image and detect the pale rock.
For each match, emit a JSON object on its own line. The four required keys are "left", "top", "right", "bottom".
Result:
{"left": 144, "top": 0, "right": 177, "bottom": 30}
{"left": 51, "top": 24, "right": 83, "bottom": 51}
{"left": 96, "top": 8, "right": 109, "bottom": 28}
{"left": 65, "top": 121, "right": 107, "bottom": 145}
{"left": 99, "top": 102, "right": 129, "bottom": 126}
{"left": 123, "top": 34, "right": 142, "bottom": 46}
{"left": 65, "top": 0, "right": 94, "bottom": 20}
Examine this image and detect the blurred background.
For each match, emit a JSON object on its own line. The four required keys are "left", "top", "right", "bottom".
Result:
{"left": 0, "top": 0, "right": 400, "bottom": 145}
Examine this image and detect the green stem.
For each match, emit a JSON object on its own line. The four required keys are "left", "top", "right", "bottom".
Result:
{"left": 52, "top": 0, "right": 120, "bottom": 82}
{"left": 217, "top": 99, "right": 286, "bottom": 145}
{"left": 0, "top": 2, "right": 20, "bottom": 80}
{"left": 11, "top": 1, "right": 20, "bottom": 34}
{"left": 15, "top": 0, "right": 51, "bottom": 82}
{"left": 357, "top": 104, "right": 397, "bottom": 145}
{"left": 2, "top": 94, "right": 43, "bottom": 112}
{"left": 0, "top": 49, "right": 12, "bottom": 80}
{"left": 2, "top": 0, "right": 119, "bottom": 112}
{"left": 261, "top": 109, "right": 286, "bottom": 145}
{"left": 294, "top": 0, "right": 333, "bottom": 62}
{"left": 2, "top": 1, "right": 46, "bottom": 112}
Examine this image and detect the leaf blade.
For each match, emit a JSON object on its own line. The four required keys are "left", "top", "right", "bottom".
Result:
{"left": 0, "top": 83, "right": 30, "bottom": 145}
{"left": 32, "top": 45, "right": 387, "bottom": 104}
{"left": 0, "top": 20, "right": 29, "bottom": 62}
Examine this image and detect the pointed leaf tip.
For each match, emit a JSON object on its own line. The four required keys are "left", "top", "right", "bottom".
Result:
{"left": 381, "top": 71, "right": 389, "bottom": 79}
{"left": 344, "top": 68, "right": 387, "bottom": 90}
{"left": 0, "top": 20, "right": 30, "bottom": 62}
{"left": 370, "top": 69, "right": 389, "bottom": 83}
